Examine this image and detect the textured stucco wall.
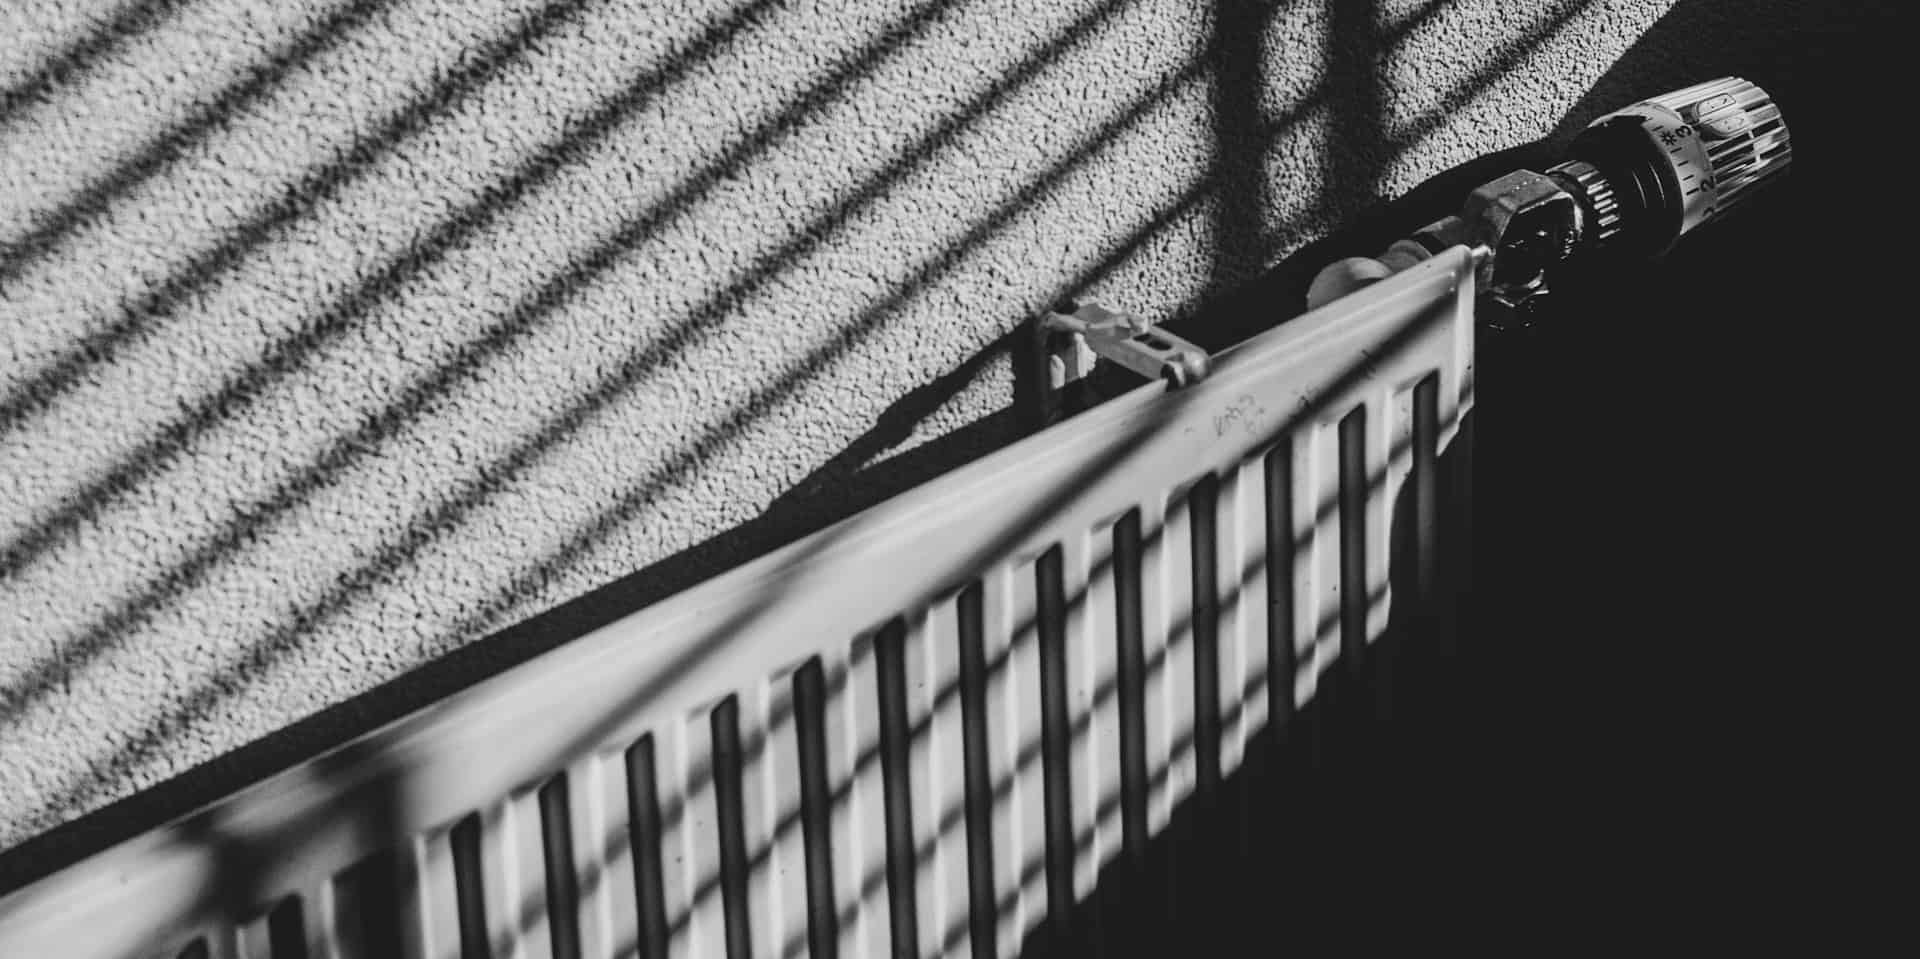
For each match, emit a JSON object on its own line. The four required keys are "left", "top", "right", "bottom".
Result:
{"left": 0, "top": 0, "right": 1701, "bottom": 852}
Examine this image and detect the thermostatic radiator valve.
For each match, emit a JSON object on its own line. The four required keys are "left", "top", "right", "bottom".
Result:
{"left": 1309, "top": 77, "right": 1792, "bottom": 317}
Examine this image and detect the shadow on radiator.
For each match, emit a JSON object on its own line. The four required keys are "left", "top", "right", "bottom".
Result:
{"left": 1015, "top": 401, "right": 1477, "bottom": 957}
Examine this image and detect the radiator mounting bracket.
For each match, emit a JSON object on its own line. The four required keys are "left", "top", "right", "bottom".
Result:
{"left": 1035, "top": 300, "right": 1210, "bottom": 423}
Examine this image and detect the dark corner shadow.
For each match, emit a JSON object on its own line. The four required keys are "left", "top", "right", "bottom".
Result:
{"left": 1546, "top": 0, "right": 1896, "bottom": 146}
{"left": 1538, "top": 0, "right": 1905, "bottom": 292}
{"left": 1324, "top": 0, "right": 1388, "bottom": 213}
{"left": 1022, "top": 2, "right": 1912, "bottom": 949}
{"left": 1205, "top": 0, "right": 1274, "bottom": 293}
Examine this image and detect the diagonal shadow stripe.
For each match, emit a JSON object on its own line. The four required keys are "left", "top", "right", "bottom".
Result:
{"left": 0, "top": 43, "right": 1198, "bottom": 803}
{"left": 0, "top": 0, "right": 195, "bottom": 130}
{"left": 1067, "top": 0, "right": 1475, "bottom": 311}
{"left": 1383, "top": 0, "right": 1599, "bottom": 158}
{"left": 0, "top": 0, "right": 1163, "bottom": 715}
{"left": 1058, "top": 0, "right": 1588, "bottom": 308}
{"left": 0, "top": 0, "right": 769, "bottom": 435}
{"left": 0, "top": 0, "right": 1449, "bottom": 598}
{"left": 0, "top": 0, "right": 403, "bottom": 288}
{"left": 0, "top": 0, "right": 985, "bottom": 580}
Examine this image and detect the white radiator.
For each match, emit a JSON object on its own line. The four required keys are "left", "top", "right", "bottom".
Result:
{"left": 0, "top": 246, "right": 1479, "bottom": 959}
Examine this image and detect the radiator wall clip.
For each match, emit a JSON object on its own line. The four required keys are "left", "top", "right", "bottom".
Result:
{"left": 1039, "top": 301, "right": 1211, "bottom": 396}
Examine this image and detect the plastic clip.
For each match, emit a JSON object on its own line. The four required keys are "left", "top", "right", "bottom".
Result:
{"left": 1040, "top": 301, "right": 1210, "bottom": 391}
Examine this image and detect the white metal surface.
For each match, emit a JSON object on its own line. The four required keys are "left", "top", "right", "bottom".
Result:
{"left": 0, "top": 247, "right": 1479, "bottom": 959}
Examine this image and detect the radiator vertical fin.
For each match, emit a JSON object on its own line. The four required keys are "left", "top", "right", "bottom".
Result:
{"left": 449, "top": 815, "right": 488, "bottom": 959}
{"left": 335, "top": 848, "right": 403, "bottom": 959}
{"left": 659, "top": 716, "right": 722, "bottom": 959}
{"left": 304, "top": 874, "right": 341, "bottom": 959}
{"left": 1034, "top": 547, "right": 1074, "bottom": 949}
{"left": 743, "top": 670, "right": 809, "bottom": 959}
{"left": 792, "top": 660, "right": 841, "bottom": 959}
{"left": 537, "top": 774, "right": 581, "bottom": 959}
{"left": 908, "top": 599, "right": 973, "bottom": 957}
{"left": 1217, "top": 454, "right": 1272, "bottom": 792}
{"left": 1111, "top": 511, "right": 1149, "bottom": 875}
{"left": 709, "top": 699, "right": 754, "bottom": 959}
{"left": 398, "top": 830, "right": 459, "bottom": 959}
{"left": 954, "top": 583, "right": 997, "bottom": 959}
{"left": 873, "top": 622, "right": 919, "bottom": 959}
{"left": 987, "top": 560, "right": 1048, "bottom": 953}
{"left": 1062, "top": 528, "right": 1120, "bottom": 909}
{"left": 1188, "top": 476, "right": 1222, "bottom": 803}
{"left": 830, "top": 638, "right": 891, "bottom": 958}
{"left": 624, "top": 736, "right": 671, "bottom": 959}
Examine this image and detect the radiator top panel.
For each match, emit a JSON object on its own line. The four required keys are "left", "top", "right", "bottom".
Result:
{"left": 0, "top": 247, "right": 1478, "bottom": 959}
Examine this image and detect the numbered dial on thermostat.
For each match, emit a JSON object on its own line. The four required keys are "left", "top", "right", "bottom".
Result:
{"left": 1599, "top": 77, "right": 1792, "bottom": 238}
